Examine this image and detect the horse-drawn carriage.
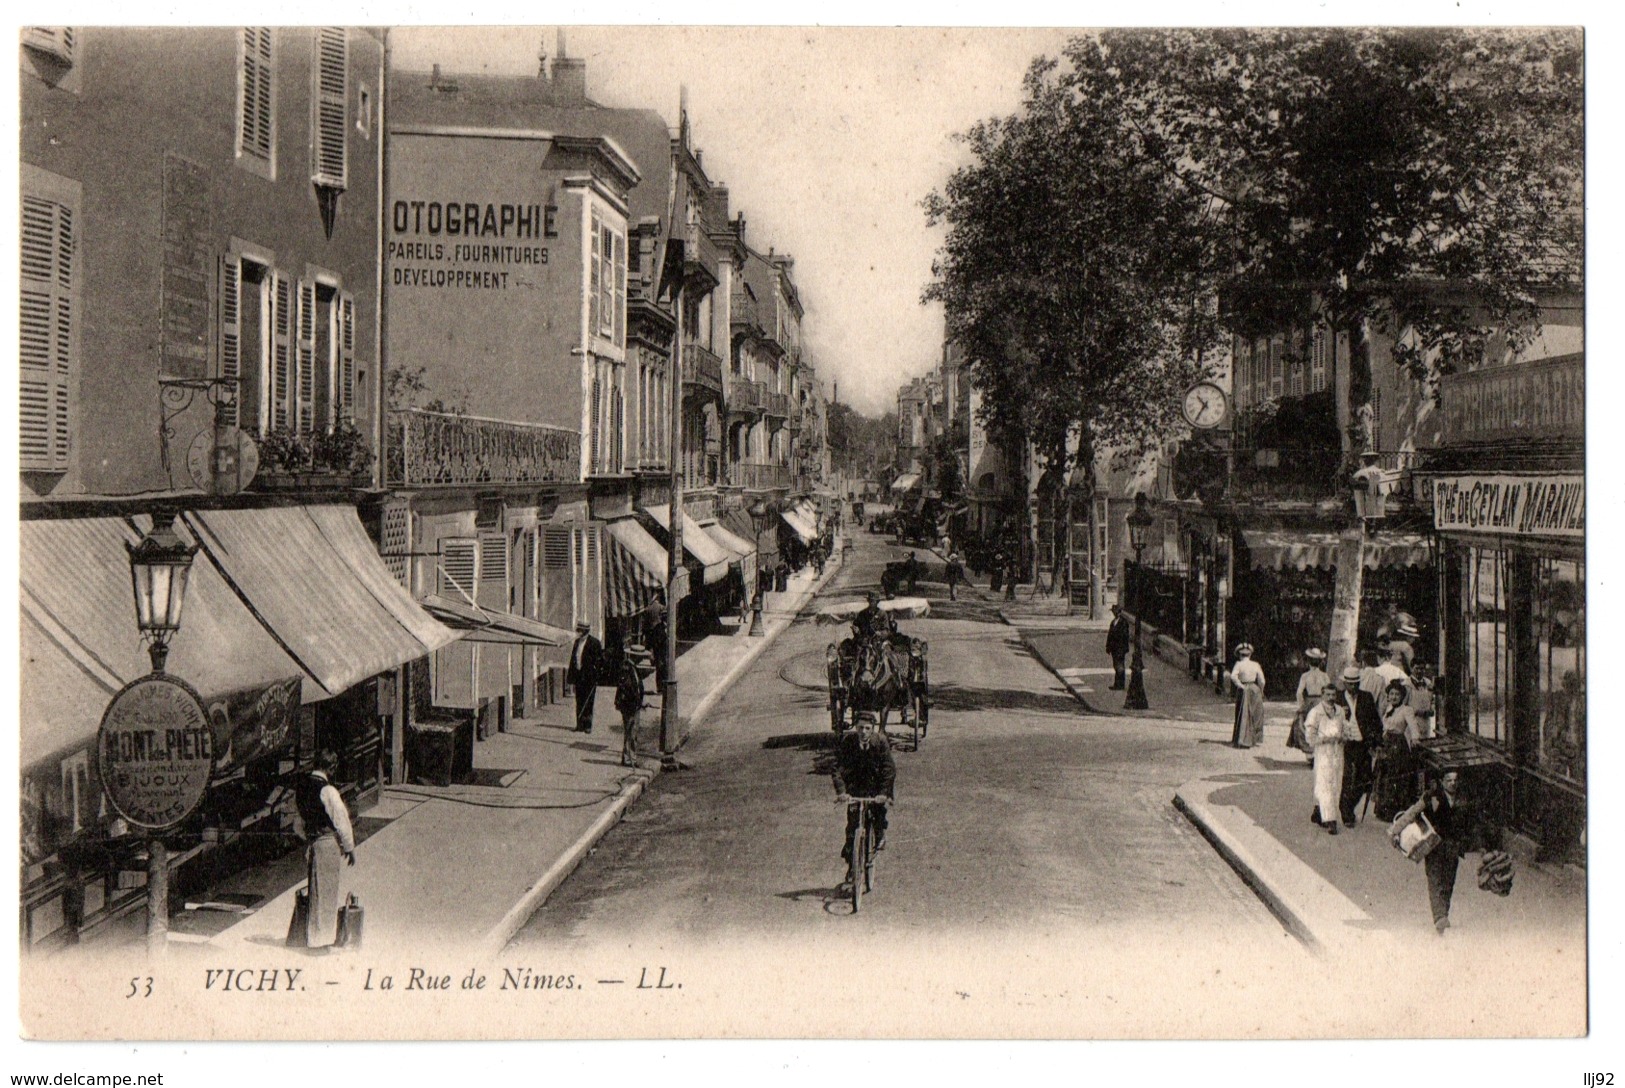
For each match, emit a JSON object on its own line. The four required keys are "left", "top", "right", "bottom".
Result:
{"left": 819, "top": 597, "right": 932, "bottom": 750}
{"left": 879, "top": 555, "right": 925, "bottom": 597}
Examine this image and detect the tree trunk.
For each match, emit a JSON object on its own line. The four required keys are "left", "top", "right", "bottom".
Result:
{"left": 1327, "top": 316, "right": 1374, "bottom": 677}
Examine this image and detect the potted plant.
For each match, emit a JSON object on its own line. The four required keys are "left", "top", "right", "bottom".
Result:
{"left": 312, "top": 418, "right": 375, "bottom": 486}
{"left": 257, "top": 426, "right": 311, "bottom": 489}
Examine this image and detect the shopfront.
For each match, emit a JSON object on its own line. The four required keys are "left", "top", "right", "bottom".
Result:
{"left": 1431, "top": 475, "right": 1585, "bottom": 856}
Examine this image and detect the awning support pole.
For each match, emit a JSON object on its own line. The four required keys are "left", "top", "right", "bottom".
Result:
{"left": 661, "top": 271, "right": 684, "bottom": 772}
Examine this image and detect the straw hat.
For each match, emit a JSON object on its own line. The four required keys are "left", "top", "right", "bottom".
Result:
{"left": 1235, "top": 643, "right": 1254, "bottom": 657}
{"left": 1304, "top": 648, "right": 1327, "bottom": 662}
{"left": 1341, "top": 665, "right": 1364, "bottom": 683}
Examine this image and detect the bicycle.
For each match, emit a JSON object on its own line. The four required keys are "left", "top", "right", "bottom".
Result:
{"left": 837, "top": 795, "right": 889, "bottom": 913}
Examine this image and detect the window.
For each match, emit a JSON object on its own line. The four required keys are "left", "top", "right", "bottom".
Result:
{"left": 1268, "top": 335, "right": 1284, "bottom": 398}
{"left": 20, "top": 166, "right": 79, "bottom": 473}
{"left": 1462, "top": 546, "right": 1512, "bottom": 744}
{"left": 311, "top": 28, "right": 348, "bottom": 190}
{"left": 237, "top": 28, "right": 276, "bottom": 176}
{"left": 1311, "top": 327, "right": 1328, "bottom": 392}
{"left": 439, "top": 538, "right": 477, "bottom": 602}
{"left": 587, "top": 210, "right": 626, "bottom": 346}
{"left": 271, "top": 272, "right": 293, "bottom": 429}
{"left": 1534, "top": 557, "right": 1585, "bottom": 784}
{"left": 219, "top": 254, "right": 272, "bottom": 430}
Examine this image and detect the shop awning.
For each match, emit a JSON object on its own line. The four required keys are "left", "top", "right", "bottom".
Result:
{"left": 891, "top": 473, "right": 922, "bottom": 493}
{"left": 420, "top": 595, "right": 571, "bottom": 646}
{"left": 21, "top": 515, "right": 313, "bottom": 770}
{"left": 184, "top": 505, "right": 461, "bottom": 698}
{"left": 603, "top": 517, "right": 679, "bottom": 617}
{"left": 780, "top": 506, "right": 818, "bottom": 546}
{"left": 643, "top": 505, "right": 731, "bottom": 585}
{"left": 700, "top": 520, "right": 757, "bottom": 592}
{"left": 1241, "top": 529, "right": 1434, "bottom": 572}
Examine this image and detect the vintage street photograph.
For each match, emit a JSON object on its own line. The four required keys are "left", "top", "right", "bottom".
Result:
{"left": 10, "top": 14, "right": 1598, "bottom": 1064}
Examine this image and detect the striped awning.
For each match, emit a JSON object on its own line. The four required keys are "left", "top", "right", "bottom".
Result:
{"left": 644, "top": 504, "right": 731, "bottom": 584}
{"left": 604, "top": 517, "right": 675, "bottom": 618}
{"left": 780, "top": 506, "right": 817, "bottom": 545}
{"left": 1241, "top": 529, "right": 1434, "bottom": 571}
{"left": 701, "top": 520, "right": 756, "bottom": 594}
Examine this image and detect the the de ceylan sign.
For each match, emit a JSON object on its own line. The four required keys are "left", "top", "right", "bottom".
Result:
{"left": 97, "top": 674, "right": 216, "bottom": 830}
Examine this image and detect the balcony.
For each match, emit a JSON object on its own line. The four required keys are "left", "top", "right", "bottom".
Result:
{"left": 730, "top": 295, "right": 765, "bottom": 335}
{"left": 727, "top": 378, "right": 764, "bottom": 414}
{"left": 683, "top": 343, "right": 724, "bottom": 396}
{"left": 385, "top": 409, "right": 580, "bottom": 488}
{"left": 725, "top": 462, "right": 790, "bottom": 490}
{"left": 765, "top": 391, "right": 791, "bottom": 419}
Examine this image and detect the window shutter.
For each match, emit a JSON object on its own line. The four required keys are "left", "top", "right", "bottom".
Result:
{"left": 599, "top": 225, "right": 615, "bottom": 337}
{"left": 240, "top": 28, "right": 274, "bottom": 165}
{"left": 589, "top": 377, "right": 602, "bottom": 474}
{"left": 218, "top": 257, "right": 241, "bottom": 427}
{"left": 338, "top": 292, "right": 356, "bottom": 421}
{"left": 588, "top": 212, "right": 601, "bottom": 335}
{"left": 312, "top": 28, "right": 348, "bottom": 189}
{"left": 440, "top": 538, "right": 477, "bottom": 603}
{"left": 296, "top": 279, "right": 316, "bottom": 433}
{"left": 23, "top": 27, "right": 75, "bottom": 66}
{"left": 612, "top": 230, "right": 626, "bottom": 346}
{"left": 271, "top": 272, "right": 292, "bottom": 429}
{"left": 476, "top": 531, "right": 507, "bottom": 612}
{"left": 20, "top": 194, "right": 74, "bottom": 471}
{"left": 539, "top": 526, "right": 573, "bottom": 630}
{"left": 611, "top": 387, "right": 624, "bottom": 474}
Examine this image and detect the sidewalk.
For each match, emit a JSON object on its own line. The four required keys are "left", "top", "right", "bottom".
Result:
{"left": 182, "top": 549, "right": 844, "bottom": 960}
{"left": 1015, "top": 615, "right": 1587, "bottom": 958}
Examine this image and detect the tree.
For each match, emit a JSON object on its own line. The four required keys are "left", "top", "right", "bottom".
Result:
{"left": 924, "top": 47, "right": 1227, "bottom": 592}
{"left": 1096, "top": 27, "right": 1581, "bottom": 670}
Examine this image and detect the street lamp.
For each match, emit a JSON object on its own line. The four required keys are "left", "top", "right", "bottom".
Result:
{"left": 126, "top": 512, "right": 198, "bottom": 674}
{"left": 748, "top": 500, "right": 769, "bottom": 637}
{"left": 1124, "top": 492, "right": 1153, "bottom": 710}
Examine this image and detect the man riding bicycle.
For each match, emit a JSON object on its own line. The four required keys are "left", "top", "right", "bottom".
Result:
{"left": 834, "top": 711, "right": 896, "bottom": 859}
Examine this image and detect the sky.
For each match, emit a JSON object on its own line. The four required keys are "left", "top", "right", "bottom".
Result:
{"left": 390, "top": 26, "right": 1076, "bottom": 417}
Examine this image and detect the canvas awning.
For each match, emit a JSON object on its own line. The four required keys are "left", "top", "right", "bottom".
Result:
{"left": 1241, "top": 529, "right": 1434, "bottom": 572}
{"left": 643, "top": 505, "right": 731, "bottom": 585}
{"left": 603, "top": 517, "right": 680, "bottom": 617}
{"left": 890, "top": 473, "right": 922, "bottom": 493}
{"left": 420, "top": 595, "right": 571, "bottom": 646}
{"left": 780, "top": 506, "right": 817, "bottom": 546}
{"left": 700, "top": 519, "right": 756, "bottom": 592}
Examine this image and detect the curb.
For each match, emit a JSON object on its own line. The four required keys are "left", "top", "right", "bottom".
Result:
{"left": 484, "top": 551, "right": 843, "bottom": 951}
{"left": 1172, "top": 776, "right": 1386, "bottom": 959}
{"left": 478, "top": 770, "right": 653, "bottom": 958}
{"left": 1010, "top": 627, "right": 1102, "bottom": 714}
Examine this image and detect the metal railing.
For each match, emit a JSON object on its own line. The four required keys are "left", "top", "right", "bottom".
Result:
{"left": 765, "top": 391, "right": 792, "bottom": 418}
{"left": 725, "top": 462, "right": 790, "bottom": 490}
{"left": 683, "top": 343, "right": 724, "bottom": 395}
{"left": 386, "top": 409, "right": 579, "bottom": 487}
{"left": 727, "top": 378, "right": 764, "bottom": 413}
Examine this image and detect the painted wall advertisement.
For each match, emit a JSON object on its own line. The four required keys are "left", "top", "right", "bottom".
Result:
{"left": 1431, "top": 474, "right": 1584, "bottom": 538}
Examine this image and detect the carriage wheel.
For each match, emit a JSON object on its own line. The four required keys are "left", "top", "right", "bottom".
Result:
{"left": 830, "top": 692, "right": 844, "bottom": 731}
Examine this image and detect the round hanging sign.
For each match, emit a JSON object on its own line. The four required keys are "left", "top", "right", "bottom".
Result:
{"left": 96, "top": 673, "right": 216, "bottom": 830}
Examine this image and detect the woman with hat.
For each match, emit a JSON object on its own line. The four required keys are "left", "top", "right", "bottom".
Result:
{"left": 1304, "top": 685, "right": 1349, "bottom": 833}
{"left": 1288, "top": 648, "right": 1329, "bottom": 760}
{"left": 1228, "top": 643, "right": 1267, "bottom": 749}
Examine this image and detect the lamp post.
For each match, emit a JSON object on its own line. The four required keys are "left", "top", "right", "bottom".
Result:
{"left": 747, "top": 499, "right": 768, "bottom": 637}
{"left": 124, "top": 512, "right": 199, "bottom": 956}
{"left": 1124, "top": 493, "right": 1153, "bottom": 710}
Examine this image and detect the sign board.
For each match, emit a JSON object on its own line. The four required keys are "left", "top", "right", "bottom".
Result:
{"left": 97, "top": 674, "right": 215, "bottom": 830}
{"left": 187, "top": 426, "right": 260, "bottom": 495}
{"left": 160, "top": 154, "right": 212, "bottom": 379}
{"left": 1432, "top": 474, "right": 1584, "bottom": 539}
{"left": 1440, "top": 355, "right": 1584, "bottom": 445}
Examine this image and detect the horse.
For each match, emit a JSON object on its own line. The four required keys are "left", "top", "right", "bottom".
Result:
{"left": 847, "top": 634, "right": 927, "bottom": 740}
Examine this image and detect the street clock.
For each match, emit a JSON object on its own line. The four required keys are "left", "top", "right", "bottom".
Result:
{"left": 1182, "top": 382, "right": 1228, "bottom": 429}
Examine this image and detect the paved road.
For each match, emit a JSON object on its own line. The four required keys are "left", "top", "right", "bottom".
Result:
{"left": 508, "top": 529, "right": 1312, "bottom": 1035}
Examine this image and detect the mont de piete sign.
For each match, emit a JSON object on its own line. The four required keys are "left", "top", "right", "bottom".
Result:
{"left": 97, "top": 673, "right": 216, "bottom": 830}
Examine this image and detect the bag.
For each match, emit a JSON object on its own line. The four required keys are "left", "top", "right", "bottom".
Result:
{"left": 1477, "top": 850, "right": 1514, "bottom": 896}
{"left": 285, "top": 888, "right": 310, "bottom": 948}
{"left": 336, "top": 893, "right": 364, "bottom": 948}
{"left": 1390, "top": 809, "right": 1441, "bottom": 862}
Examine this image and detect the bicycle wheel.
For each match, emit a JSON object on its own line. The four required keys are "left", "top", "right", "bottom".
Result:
{"left": 848, "top": 808, "right": 864, "bottom": 914}
{"left": 861, "top": 809, "right": 874, "bottom": 894}
{"left": 911, "top": 710, "right": 922, "bottom": 752}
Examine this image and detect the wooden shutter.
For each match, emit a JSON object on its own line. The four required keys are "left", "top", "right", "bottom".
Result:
{"left": 312, "top": 28, "right": 348, "bottom": 189}
{"left": 271, "top": 272, "right": 292, "bottom": 429}
{"left": 218, "top": 257, "right": 241, "bottom": 426}
{"left": 23, "top": 28, "right": 76, "bottom": 65}
{"left": 599, "top": 225, "right": 615, "bottom": 337}
{"left": 611, "top": 387, "right": 624, "bottom": 474}
{"left": 476, "top": 531, "right": 508, "bottom": 612}
{"left": 539, "top": 526, "right": 574, "bottom": 630}
{"left": 240, "top": 28, "right": 273, "bottom": 164}
{"left": 588, "top": 211, "right": 601, "bottom": 335}
{"left": 589, "top": 376, "right": 602, "bottom": 474}
{"left": 612, "top": 230, "right": 626, "bottom": 346}
{"left": 296, "top": 279, "right": 316, "bottom": 433}
{"left": 434, "top": 537, "right": 478, "bottom": 706}
{"left": 572, "top": 526, "right": 602, "bottom": 633}
{"left": 19, "top": 194, "right": 74, "bottom": 471}
{"left": 338, "top": 292, "right": 356, "bottom": 422}
{"left": 440, "top": 538, "right": 477, "bottom": 603}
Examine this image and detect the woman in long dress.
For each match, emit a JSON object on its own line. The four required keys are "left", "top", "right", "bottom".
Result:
{"left": 1288, "top": 648, "right": 1329, "bottom": 760}
{"left": 1304, "top": 685, "right": 1347, "bottom": 834}
{"left": 1373, "top": 679, "right": 1424, "bottom": 820}
{"left": 1229, "top": 643, "right": 1267, "bottom": 748}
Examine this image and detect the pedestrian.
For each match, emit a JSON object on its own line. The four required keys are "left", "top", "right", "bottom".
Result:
{"left": 946, "top": 550, "right": 963, "bottom": 601}
{"left": 1404, "top": 768, "right": 1505, "bottom": 936}
{"left": 1375, "top": 642, "right": 1413, "bottom": 696}
{"left": 296, "top": 749, "right": 356, "bottom": 951}
{"left": 1408, "top": 663, "right": 1436, "bottom": 738}
{"left": 1304, "top": 685, "right": 1348, "bottom": 833}
{"left": 1372, "top": 679, "right": 1424, "bottom": 820}
{"left": 990, "top": 550, "right": 1005, "bottom": 594}
{"left": 1003, "top": 552, "right": 1018, "bottom": 601}
{"left": 1358, "top": 649, "right": 1387, "bottom": 703}
{"left": 614, "top": 644, "right": 648, "bottom": 767}
{"left": 1336, "top": 664, "right": 1384, "bottom": 826}
{"left": 566, "top": 621, "right": 604, "bottom": 733}
{"left": 1106, "top": 604, "right": 1132, "bottom": 691}
{"left": 1228, "top": 643, "right": 1267, "bottom": 748}
{"left": 1289, "top": 648, "right": 1329, "bottom": 759}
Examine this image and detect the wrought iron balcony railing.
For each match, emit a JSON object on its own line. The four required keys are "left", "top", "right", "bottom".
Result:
{"left": 727, "top": 378, "right": 764, "bottom": 413}
{"left": 386, "top": 409, "right": 580, "bottom": 488}
{"left": 683, "top": 343, "right": 724, "bottom": 395}
{"left": 725, "top": 462, "right": 790, "bottom": 490}
{"left": 765, "top": 391, "right": 792, "bottom": 419}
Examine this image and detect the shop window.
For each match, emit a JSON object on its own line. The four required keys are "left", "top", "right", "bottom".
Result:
{"left": 1462, "top": 546, "right": 1513, "bottom": 744}
{"left": 1534, "top": 556, "right": 1585, "bottom": 784}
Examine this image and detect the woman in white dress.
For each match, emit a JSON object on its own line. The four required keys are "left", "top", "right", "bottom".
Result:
{"left": 1304, "top": 684, "right": 1348, "bottom": 834}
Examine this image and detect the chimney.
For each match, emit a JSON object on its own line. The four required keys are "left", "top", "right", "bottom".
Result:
{"left": 552, "top": 29, "right": 586, "bottom": 104}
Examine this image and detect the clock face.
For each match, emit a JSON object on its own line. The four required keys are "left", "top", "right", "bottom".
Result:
{"left": 1183, "top": 383, "right": 1227, "bottom": 429}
